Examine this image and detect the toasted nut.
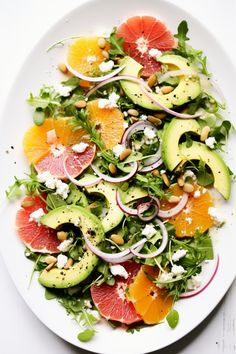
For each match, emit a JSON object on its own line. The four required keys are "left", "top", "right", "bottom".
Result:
{"left": 98, "top": 37, "right": 106, "bottom": 49}
{"left": 75, "top": 100, "right": 87, "bottom": 109}
{"left": 102, "top": 50, "right": 109, "bottom": 59}
{"left": 162, "top": 173, "right": 170, "bottom": 187}
{"left": 89, "top": 202, "right": 98, "bottom": 209}
{"left": 154, "top": 112, "right": 166, "bottom": 119}
{"left": 161, "top": 86, "right": 174, "bottom": 94}
{"left": 177, "top": 177, "right": 185, "bottom": 187}
{"left": 64, "top": 258, "right": 73, "bottom": 270}
{"left": 57, "top": 231, "right": 68, "bottom": 241}
{"left": 183, "top": 182, "right": 194, "bottom": 193}
{"left": 111, "top": 234, "right": 124, "bottom": 245}
{"left": 147, "top": 74, "right": 157, "bottom": 88}
{"left": 46, "top": 261, "right": 56, "bottom": 271}
{"left": 45, "top": 256, "right": 57, "bottom": 265}
{"left": 130, "top": 116, "right": 139, "bottom": 123}
{"left": 168, "top": 195, "right": 180, "bottom": 203}
{"left": 21, "top": 200, "right": 35, "bottom": 208}
{"left": 119, "top": 148, "right": 132, "bottom": 161}
{"left": 147, "top": 115, "right": 162, "bottom": 125}
{"left": 58, "top": 62, "right": 68, "bottom": 74}
{"left": 109, "top": 163, "right": 117, "bottom": 175}
{"left": 200, "top": 126, "right": 211, "bottom": 142}
{"left": 152, "top": 169, "right": 160, "bottom": 177}
{"left": 119, "top": 87, "right": 125, "bottom": 96}
{"left": 127, "top": 109, "right": 139, "bottom": 117}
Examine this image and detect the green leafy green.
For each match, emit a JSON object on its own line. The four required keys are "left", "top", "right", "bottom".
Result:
{"left": 108, "top": 27, "right": 125, "bottom": 58}
{"left": 77, "top": 329, "right": 95, "bottom": 342}
{"left": 135, "top": 173, "right": 166, "bottom": 199}
{"left": 195, "top": 160, "right": 214, "bottom": 186}
{"left": 46, "top": 193, "right": 67, "bottom": 210}
{"left": 166, "top": 309, "right": 179, "bottom": 329}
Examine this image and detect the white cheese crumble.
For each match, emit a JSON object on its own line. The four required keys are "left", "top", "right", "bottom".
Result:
{"left": 110, "top": 265, "right": 128, "bottom": 279}
{"left": 205, "top": 136, "right": 216, "bottom": 149}
{"left": 123, "top": 122, "right": 129, "bottom": 129}
{"left": 112, "top": 143, "right": 125, "bottom": 157}
{"left": 57, "top": 254, "right": 68, "bottom": 269}
{"left": 141, "top": 223, "right": 157, "bottom": 239}
{"left": 87, "top": 55, "right": 97, "bottom": 64}
{"left": 171, "top": 264, "right": 186, "bottom": 276}
{"left": 148, "top": 48, "right": 162, "bottom": 59}
{"left": 183, "top": 170, "right": 197, "bottom": 181}
{"left": 29, "top": 208, "right": 45, "bottom": 223}
{"left": 208, "top": 207, "right": 225, "bottom": 227}
{"left": 57, "top": 238, "right": 73, "bottom": 252}
{"left": 185, "top": 217, "right": 193, "bottom": 225}
{"left": 160, "top": 169, "right": 166, "bottom": 175}
{"left": 98, "top": 92, "right": 120, "bottom": 109}
{"left": 37, "top": 171, "right": 69, "bottom": 199}
{"left": 155, "top": 86, "right": 161, "bottom": 94}
{"left": 50, "top": 144, "right": 66, "bottom": 157}
{"left": 143, "top": 126, "right": 156, "bottom": 141}
{"left": 123, "top": 111, "right": 128, "bottom": 117}
{"left": 140, "top": 114, "right": 148, "bottom": 121}
{"left": 84, "top": 300, "right": 92, "bottom": 309}
{"left": 172, "top": 249, "right": 188, "bottom": 262}
{"left": 55, "top": 180, "right": 70, "bottom": 199}
{"left": 194, "top": 190, "right": 201, "bottom": 198}
{"left": 187, "top": 274, "right": 202, "bottom": 290}
{"left": 72, "top": 142, "right": 89, "bottom": 153}
{"left": 157, "top": 271, "right": 173, "bottom": 288}
{"left": 99, "top": 60, "right": 114, "bottom": 72}
{"left": 54, "top": 83, "right": 73, "bottom": 97}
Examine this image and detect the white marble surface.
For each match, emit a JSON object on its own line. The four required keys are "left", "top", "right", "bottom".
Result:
{"left": 0, "top": 0, "right": 236, "bottom": 353}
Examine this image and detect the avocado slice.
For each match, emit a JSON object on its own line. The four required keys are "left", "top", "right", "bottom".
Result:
{"left": 161, "top": 118, "right": 201, "bottom": 170}
{"left": 123, "top": 185, "right": 148, "bottom": 203}
{"left": 120, "top": 55, "right": 201, "bottom": 110}
{"left": 179, "top": 142, "right": 231, "bottom": 199}
{"left": 38, "top": 205, "right": 104, "bottom": 288}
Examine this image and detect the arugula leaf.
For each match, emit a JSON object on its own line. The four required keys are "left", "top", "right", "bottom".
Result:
{"left": 195, "top": 160, "right": 214, "bottom": 186}
{"left": 108, "top": 27, "right": 125, "bottom": 58}
{"left": 46, "top": 193, "right": 67, "bottom": 210}
{"left": 174, "top": 20, "right": 189, "bottom": 48}
{"left": 135, "top": 173, "right": 166, "bottom": 199}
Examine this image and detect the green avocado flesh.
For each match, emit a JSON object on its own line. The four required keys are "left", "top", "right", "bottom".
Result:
{"left": 38, "top": 205, "right": 104, "bottom": 288}
{"left": 179, "top": 142, "right": 231, "bottom": 199}
{"left": 120, "top": 55, "right": 201, "bottom": 110}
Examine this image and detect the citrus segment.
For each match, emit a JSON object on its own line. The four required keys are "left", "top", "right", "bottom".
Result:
{"left": 160, "top": 184, "right": 214, "bottom": 237}
{"left": 67, "top": 37, "right": 110, "bottom": 77}
{"left": 129, "top": 265, "right": 173, "bottom": 324}
{"left": 16, "top": 195, "right": 60, "bottom": 253}
{"left": 91, "top": 262, "right": 142, "bottom": 324}
{"left": 87, "top": 99, "right": 125, "bottom": 149}
{"left": 116, "top": 16, "right": 175, "bottom": 77}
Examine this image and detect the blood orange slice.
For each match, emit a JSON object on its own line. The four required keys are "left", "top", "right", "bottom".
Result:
{"left": 16, "top": 195, "right": 60, "bottom": 253}
{"left": 116, "top": 16, "right": 176, "bottom": 77}
{"left": 91, "top": 262, "right": 141, "bottom": 324}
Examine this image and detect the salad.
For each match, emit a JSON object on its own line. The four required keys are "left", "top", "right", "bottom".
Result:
{"left": 7, "top": 15, "right": 232, "bottom": 342}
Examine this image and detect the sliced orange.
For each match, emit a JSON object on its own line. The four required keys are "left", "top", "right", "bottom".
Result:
{"left": 67, "top": 37, "right": 110, "bottom": 77}
{"left": 86, "top": 99, "right": 125, "bottom": 149}
{"left": 160, "top": 184, "right": 214, "bottom": 237}
{"left": 128, "top": 265, "right": 173, "bottom": 324}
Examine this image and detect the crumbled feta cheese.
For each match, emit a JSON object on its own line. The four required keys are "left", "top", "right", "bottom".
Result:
{"left": 160, "top": 169, "right": 166, "bottom": 175}
{"left": 157, "top": 271, "right": 173, "bottom": 288}
{"left": 144, "top": 126, "right": 156, "bottom": 140}
{"left": 141, "top": 223, "right": 157, "bottom": 239}
{"left": 136, "top": 37, "right": 148, "bottom": 54}
{"left": 171, "top": 264, "right": 186, "bottom": 276}
{"left": 187, "top": 274, "right": 202, "bottom": 290}
{"left": 155, "top": 86, "right": 160, "bottom": 93}
{"left": 37, "top": 171, "right": 58, "bottom": 189}
{"left": 172, "top": 249, "right": 188, "bottom": 262}
{"left": 148, "top": 48, "right": 162, "bottom": 59}
{"left": 29, "top": 208, "right": 45, "bottom": 223}
{"left": 110, "top": 265, "right": 128, "bottom": 279}
{"left": 98, "top": 92, "right": 120, "bottom": 109}
{"left": 140, "top": 114, "right": 148, "bottom": 120}
{"left": 123, "top": 111, "right": 128, "bottom": 117}
{"left": 56, "top": 254, "right": 68, "bottom": 269}
{"left": 55, "top": 180, "right": 69, "bottom": 199}
{"left": 194, "top": 190, "right": 201, "bottom": 198}
{"left": 205, "top": 137, "right": 216, "bottom": 149}
{"left": 99, "top": 60, "right": 114, "bottom": 72}
{"left": 50, "top": 143, "right": 66, "bottom": 157}
{"left": 87, "top": 55, "right": 96, "bottom": 64}
{"left": 57, "top": 238, "right": 73, "bottom": 252}
{"left": 54, "top": 83, "right": 73, "bottom": 97}
{"left": 112, "top": 143, "right": 125, "bottom": 157}
{"left": 84, "top": 300, "right": 92, "bottom": 308}
{"left": 123, "top": 122, "right": 129, "bottom": 129}
{"left": 183, "top": 170, "right": 197, "bottom": 181}
{"left": 208, "top": 207, "right": 225, "bottom": 227}
{"left": 72, "top": 142, "right": 89, "bottom": 153}
{"left": 185, "top": 217, "right": 192, "bottom": 224}
{"left": 202, "top": 188, "right": 207, "bottom": 194}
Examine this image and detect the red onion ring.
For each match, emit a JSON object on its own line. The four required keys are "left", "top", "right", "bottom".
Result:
{"left": 116, "top": 190, "right": 138, "bottom": 216}
{"left": 158, "top": 193, "right": 189, "bottom": 218}
{"left": 137, "top": 201, "right": 159, "bottom": 222}
{"left": 103, "top": 239, "right": 147, "bottom": 264}
{"left": 138, "top": 158, "right": 163, "bottom": 173}
{"left": 130, "top": 218, "right": 168, "bottom": 259}
{"left": 91, "top": 161, "right": 138, "bottom": 184}
{"left": 180, "top": 255, "right": 219, "bottom": 298}
{"left": 65, "top": 61, "right": 126, "bottom": 83}
{"left": 158, "top": 69, "right": 197, "bottom": 84}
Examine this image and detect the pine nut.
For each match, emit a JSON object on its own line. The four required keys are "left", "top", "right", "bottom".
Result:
{"left": 177, "top": 177, "right": 185, "bottom": 187}
{"left": 127, "top": 109, "right": 139, "bottom": 117}
{"left": 147, "top": 115, "right": 162, "bottom": 125}
{"left": 161, "top": 86, "right": 174, "bottom": 94}
{"left": 58, "top": 62, "right": 68, "bottom": 74}
{"left": 102, "top": 50, "right": 109, "bottom": 59}
{"left": 110, "top": 234, "right": 124, "bottom": 245}
{"left": 64, "top": 258, "right": 73, "bottom": 270}
{"left": 168, "top": 195, "right": 180, "bottom": 203}
{"left": 147, "top": 74, "right": 157, "bottom": 88}
{"left": 162, "top": 173, "right": 170, "bottom": 187}
{"left": 21, "top": 200, "right": 35, "bottom": 208}
{"left": 98, "top": 37, "right": 106, "bottom": 49}
{"left": 46, "top": 261, "right": 56, "bottom": 271}
{"left": 109, "top": 163, "right": 117, "bottom": 175}
{"left": 183, "top": 182, "right": 194, "bottom": 193}
{"left": 152, "top": 169, "right": 160, "bottom": 177}
{"left": 119, "top": 148, "right": 132, "bottom": 161}
{"left": 154, "top": 112, "right": 166, "bottom": 119}
{"left": 45, "top": 256, "right": 57, "bottom": 264}
{"left": 200, "top": 126, "right": 211, "bottom": 142}
{"left": 130, "top": 116, "right": 139, "bottom": 123}
{"left": 57, "top": 231, "right": 68, "bottom": 241}
{"left": 75, "top": 100, "right": 87, "bottom": 109}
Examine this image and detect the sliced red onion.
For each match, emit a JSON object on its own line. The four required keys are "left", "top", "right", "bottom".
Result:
{"left": 158, "top": 193, "right": 188, "bottom": 218}
{"left": 180, "top": 255, "right": 219, "bottom": 299}
{"left": 91, "top": 161, "right": 138, "bottom": 184}
{"left": 130, "top": 218, "right": 168, "bottom": 259}
{"left": 140, "top": 84, "right": 202, "bottom": 119}
{"left": 103, "top": 239, "right": 147, "bottom": 264}
{"left": 86, "top": 74, "right": 151, "bottom": 97}
{"left": 65, "top": 61, "right": 126, "bottom": 83}
{"left": 139, "top": 158, "right": 163, "bottom": 173}
{"left": 116, "top": 190, "right": 138, "bottom": 216}
{"left": 62, "top": 156, "right": 102, "bottom": 187}
{"left": 137, "top": 201, "right": 159, "bottom": 222}
{"left": 158, "top": 69, "right": 197, "bottom": 84}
